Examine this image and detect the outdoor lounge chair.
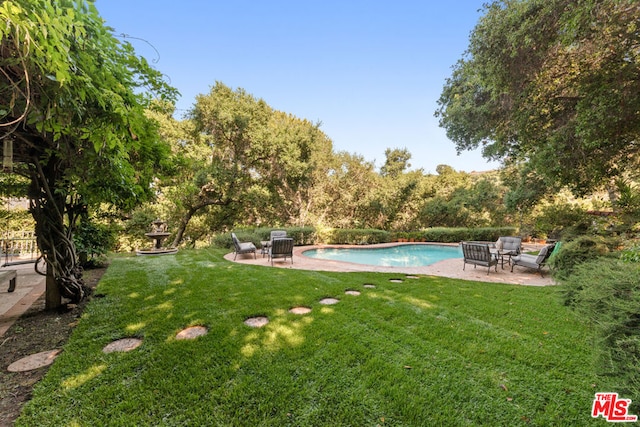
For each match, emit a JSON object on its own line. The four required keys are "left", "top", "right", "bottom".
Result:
{"left": 461, "top": 241, "right": 498, "bottom": 274}
{"left": 261, "top": 230, "right": 287, "bottom": 257}
{"left": 268, "top": 237, "right": 293, "bottom": 266}
{"left": 493, "top": 236, "right": 522, "bottom": 267}
{"left": 231, "top": 232, "right": 256, "bottom": 260}
{"left": 510, "top": 243, "right": 556, "bottom": 277}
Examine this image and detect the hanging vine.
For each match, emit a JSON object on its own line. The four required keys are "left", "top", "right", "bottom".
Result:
{"left": 1, "top": 1, "right": 177, "bottom": 308}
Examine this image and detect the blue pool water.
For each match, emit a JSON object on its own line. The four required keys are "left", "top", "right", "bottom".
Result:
{"left": 303, "top": 244, "right": 462, "bottom": 267}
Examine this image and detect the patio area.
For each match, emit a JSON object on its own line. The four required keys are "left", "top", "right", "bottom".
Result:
{"left": 225, "top": 242, "right": 555, "bottom": 286}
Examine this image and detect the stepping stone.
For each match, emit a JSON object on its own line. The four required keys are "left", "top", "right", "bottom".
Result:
{"left": 319, "top": 297, "right": 339, "bottom": 305}
{"left": 289, "top": 306, "right": 312, "bottom": 315}
{"left": 363, "top": 284, "right": 376, "bottom": 289}
{"left": 244, "top": 316, "right": 269, "bottom": 328}
{"left": 102, "top": 338, "right": 143, "bottom": 354}
{"left": 345, "top": 290, "right": 361, "bottom": 296}
{"left": 7, "top": 349, "right": 62, "bottom": 372}
{"left": 176, "top": 326, "right": 208, "bottom": 340}
{"left": 389, "top": 279, "right": 404, "bottom": 283}
{"left": 406, "top": 275, "right": 420, "bottom": 279}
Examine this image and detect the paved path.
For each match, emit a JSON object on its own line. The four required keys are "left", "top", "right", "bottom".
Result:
{"left": 0, "top": 263, "right": 46, "bottom": 337}
{"left": 226, "top": 242, "right": 555, "bottom": 287}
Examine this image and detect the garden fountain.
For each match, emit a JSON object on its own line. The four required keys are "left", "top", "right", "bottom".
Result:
{"left": 136, "top": 219, "right": 178, "bottom": 256}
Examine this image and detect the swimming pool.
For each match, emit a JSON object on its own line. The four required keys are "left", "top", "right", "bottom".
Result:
{"left": 303, "top": 244, "right": 462, "bottom": 267}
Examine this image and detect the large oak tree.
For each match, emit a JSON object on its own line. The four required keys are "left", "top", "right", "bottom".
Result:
{"left": 436, "top": 0, "right": 640, "bottom": 197}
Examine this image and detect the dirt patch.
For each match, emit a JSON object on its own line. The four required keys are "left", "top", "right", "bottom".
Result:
{"left": 0, "top": 266, "right": 106, "bottom": 426}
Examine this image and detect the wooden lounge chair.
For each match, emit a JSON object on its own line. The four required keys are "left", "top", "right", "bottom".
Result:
{"left": 231, "top": 233, "right": 256, "bottom": 260}
{"left": 461, "top": 241, "right": 498, "bottom": 274}
{"left": 510, "top": 243, "right": 556, "bottom": 277}
{"left": 268, "top": 237, "right": 293, "bottom": 266}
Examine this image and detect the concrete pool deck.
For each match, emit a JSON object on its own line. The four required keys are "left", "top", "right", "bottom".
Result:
{"left": 225, "top": 242, "right": 555, "bottom": 287}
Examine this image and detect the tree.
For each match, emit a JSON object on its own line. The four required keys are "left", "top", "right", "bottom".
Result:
{"left": 380, "top": 147, "right": 412, "bottom": 178}
{"left": 436, "top": 0, "right": 640, "bottom": 196}
{"left": 162, "top": 82, "right": 273, "bottom": 245}
{"left": 417, "top": 166, "right": 505, "bottom": 228}
{"left": 156, "top": 83, "right": 336, "bottom": 245}
{"left": 1, "top": 0, "right": 176, "bottom": 308}
{"left": 309, "top": 151, "right": 380, "bottom": 228}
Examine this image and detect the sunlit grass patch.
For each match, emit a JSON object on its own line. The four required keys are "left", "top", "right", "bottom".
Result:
{"left": 18, "top": 248, "right": 600, "bottom": 426}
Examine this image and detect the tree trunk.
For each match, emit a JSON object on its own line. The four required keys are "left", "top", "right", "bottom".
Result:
{"left": 28, "top": 156, "right": 89, "bottom": 310}
{"left": 171, "top": 206, "right": 198, "bottom": 248}
{"left": 44, "top": 266, "right": 60, "bottom": 311}
{"left": 606, "top": 178, "right": 620, "bottom": 212}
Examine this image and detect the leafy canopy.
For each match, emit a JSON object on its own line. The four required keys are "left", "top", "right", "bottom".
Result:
{"left": 436, "top": 0, "right": 640, "bottom": 195}
{"left": 1, "top": 0, "right": 178, "bottom": 208}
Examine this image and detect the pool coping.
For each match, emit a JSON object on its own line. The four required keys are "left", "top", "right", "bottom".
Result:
{"left": 225, "top": 242, "right": 555, "bottom": 287}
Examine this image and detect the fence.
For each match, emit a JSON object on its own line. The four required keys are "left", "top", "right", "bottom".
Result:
{"left": 1, "top": 230, "right": 39, "bottom": 267}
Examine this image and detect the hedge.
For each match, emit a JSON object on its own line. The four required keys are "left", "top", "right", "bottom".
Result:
{"left": 215, "top": 226, "right": 518, "bottom": 248}
{"left": 393, "top": 227, "right": 517, "bottom": 243}
{"left": 317, "top": 228, "right": 391, "bottom": 245}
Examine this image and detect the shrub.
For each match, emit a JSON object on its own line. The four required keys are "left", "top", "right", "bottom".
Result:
{"left": 212, "top": 227, "right": 317, "bottom": 249}
{"left": 218, "top": 230, "right": 261, "bottom": 249}
{"left": 620, "top": 243, "right": 640, "bottom": 263}
{"left": 415, "top": 227, "right": 517, "bottom": 243}
{"left": 559, "top": 258, "right": 640, "bottom": 408}
{"left": 285, "top": 227, "right": 316, "bottom": 245}
{"left": 318, "top": 228, "right": 391, "bottom": 245}
{"left": 534, "top": 203, "right": 590, "bottom": 239}
{"left": 550, "top": 235, "right": 619, "bottom": 280}
{"left": 254, "top": 227, "right": 316, "bottom": 245}
{"left": 74, "top": 220, "right": 116, "bottom": 268}
{"left": 116, "top": 210, "right": 157, "bottom": 252}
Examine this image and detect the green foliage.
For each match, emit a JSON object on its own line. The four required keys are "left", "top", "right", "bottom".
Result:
{"left": 418, "top": 170, "right": 506, "bottom": 229}
{"left": 614, "top": 179, "right": 640, "bottom": 232}
{"left": 211, "top": 227, "right": 318, "bottom": 249}
{"left": 318, "top": 228, "right": 391, "bottom": 245}
{"left": 0, "top": 206, "right": 33, "bottom": 231}
{"left": 551, "top": 235, "right": 619, "bottom": 281}
{"left": 157, "top": 83, "right": 333, "bottom": 247}
{"left": 410, "top": 227, "right": 517, "bottom": 243}
{"left": 437, "top": 0, "right": 640, "bottom": 196}
{"left": 1, "top": 0, "right": 177, "bottom": 200}
{"left": 559, "top": 258, "right": 640, "bottom": 408}
{"left": 1, "top": 0, "right": 177, "bottom": 303}
{"left": 252, "top": 227, "right": 316, "bottom": 245}
{"left": 534, "top": 203, "right": 591, "bottom": 239}
{"left": 0, "top": 174, "right": 29, "bottom": 198}
{"left": 73, "top": 220, "right": 116, "bottom": 267}
{"left": 116, "top": 210, "right": 158, "bottom": 252}
{"left": 380, "top": 147, "right": 412, "bottom": 178}
{"left": 620, "top": 243, "right": 640, "bottom": 264}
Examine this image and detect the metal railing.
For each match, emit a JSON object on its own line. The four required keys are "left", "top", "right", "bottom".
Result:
{"left": 1, "top": 230, "right": 39, "bottom": 267}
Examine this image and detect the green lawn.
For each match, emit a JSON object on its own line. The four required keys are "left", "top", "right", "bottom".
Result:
{"left": 18, "top": 248, "right": 602, "bottom": 426}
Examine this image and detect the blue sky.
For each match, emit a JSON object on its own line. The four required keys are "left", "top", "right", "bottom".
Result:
{"left": 95, "top": 0, "right": 499, "bottom": 174}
